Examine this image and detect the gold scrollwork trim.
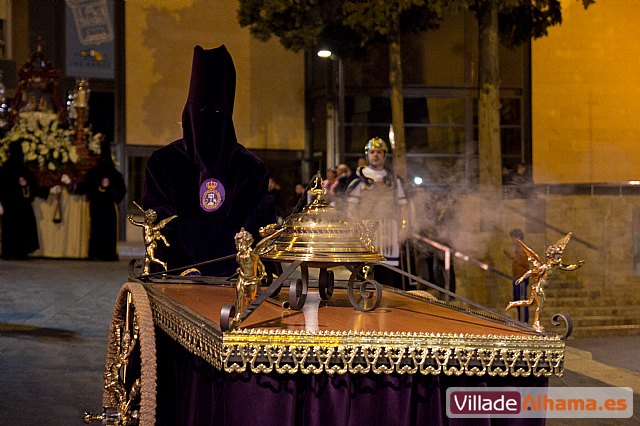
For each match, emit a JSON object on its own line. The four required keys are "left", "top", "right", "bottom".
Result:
{"left": 146, "top": 286, "right": 565, "bottom": 378}
{"left": 149, "top": 297, "right": 225, "bottom": 370}
{"left": 219, "top": 342, "right": 564, "bottom": 377}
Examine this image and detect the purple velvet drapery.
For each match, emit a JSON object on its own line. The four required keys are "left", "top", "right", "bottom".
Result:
{"left": 155, "top": 329, "right": 547, "bottom": 426}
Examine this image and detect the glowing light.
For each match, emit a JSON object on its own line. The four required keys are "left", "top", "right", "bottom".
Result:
{"left": 317, "top": 50, "right": 332, "bottom": 58}
{"left": 388, "top": 125, "right": 395, "bottom": 150}
{"left": 413, "top": 176, "right": 423, "bottom": 185}
{"left": 629, "top": 181, "right": 640, "bottom": 185}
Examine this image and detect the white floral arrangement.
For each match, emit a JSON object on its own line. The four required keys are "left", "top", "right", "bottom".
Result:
{"left": 0, "top": 112, "right": 102, "bottom": 170}
{"left": 87, "top": 130, "right": 104, "bottom": 155}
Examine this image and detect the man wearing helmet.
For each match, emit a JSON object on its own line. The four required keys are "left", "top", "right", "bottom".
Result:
{"left": 346, "top": 137, "right": 409, "bottom": 286}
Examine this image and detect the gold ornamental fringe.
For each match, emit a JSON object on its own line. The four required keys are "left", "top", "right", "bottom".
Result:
{"left": 105, "top": 283, "right": 157, "bottom": 426}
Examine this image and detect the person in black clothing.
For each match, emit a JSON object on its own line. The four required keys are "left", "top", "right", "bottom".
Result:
{"left": 507, "top": 162, "right": 535, "bottom": 198}
{"left": 332, "top": 163, "right": 357, "bottom": 194}
{"left": 268, "top": 177, "right": 287, "bottom": 224}
{"left": 142, "top": 45, "right": 275, "bottom": 276}
{"left": 504, "top": 228, "right": 530, "bottom": 322}
{"left": 0, "top": 141, "right": 50, "bottom": 259}
{"left": 78, "top": 139, "right": 127, "bottom": 260}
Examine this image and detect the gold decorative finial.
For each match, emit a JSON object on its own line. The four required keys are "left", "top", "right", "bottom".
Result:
{"left": 506, "top": 232, "right": 584, "bottom": 332}
{"left": 309, "top": 172, "right": 326, "bottom": 199}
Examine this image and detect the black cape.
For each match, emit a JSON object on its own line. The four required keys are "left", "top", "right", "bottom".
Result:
{"left": 78, "top": 140, "right": 126, "bottom": 260}
{"left": 142, "top": 45, "right": 275, "bottom": 275}
{"left": 0, "top": 141, "right": 49, "bottom": 258}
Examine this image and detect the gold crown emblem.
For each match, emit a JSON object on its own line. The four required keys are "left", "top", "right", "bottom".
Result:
{"left": 206, "top": 180, "right": 218, "bottom": 190}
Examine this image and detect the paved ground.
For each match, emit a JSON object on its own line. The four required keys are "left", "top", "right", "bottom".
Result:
{"left": 0, "top": 257, "right": 638, "bottom": 425}
{"left": 0, "top": 259, "right": 128, "bottom": 425}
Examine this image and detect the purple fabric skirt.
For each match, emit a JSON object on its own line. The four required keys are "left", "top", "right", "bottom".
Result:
{"left": 155, "top": 328, "right": 547, "bottom": 426}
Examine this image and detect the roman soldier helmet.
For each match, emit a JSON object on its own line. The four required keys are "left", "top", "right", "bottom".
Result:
{"left": 364, "top": 137, "right": 388, "bottom": 156}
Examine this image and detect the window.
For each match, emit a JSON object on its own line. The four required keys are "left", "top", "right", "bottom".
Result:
{"left": 306, "top": 12, "right": 529, "bottom": 190}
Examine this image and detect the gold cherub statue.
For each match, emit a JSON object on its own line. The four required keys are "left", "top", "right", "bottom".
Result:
{"left": 229, "top": 225, "right": 284, "bottom": 328}
{"left": 127, "top": 202, "right": 177, "bottom": 275}
{"left": 506, "top": 232, "right": 584, "bottom": 332}
{"left": 232, "top": 228, "right": 267, "bottom": 326}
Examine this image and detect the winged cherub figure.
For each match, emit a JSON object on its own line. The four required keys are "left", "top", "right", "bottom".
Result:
{"left": 232, "top": 226, "right": 284, "bottom": 327}
{"left": 128, "top": 202, "right": 177, "bottom": 275}
{"left": 506, "top": 232, "right": 584, "bottom": 332}
{"left": 233, "top": 228, "right": 266, "bottom": 324}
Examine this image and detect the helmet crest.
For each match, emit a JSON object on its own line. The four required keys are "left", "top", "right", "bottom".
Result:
{"left": 364, "top": 137, "right": 388, "bottom": 156}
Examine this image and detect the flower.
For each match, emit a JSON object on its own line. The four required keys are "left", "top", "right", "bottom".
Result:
{"left": 88, "top": 131, "right": 105, "bottom": 155}
{"left": 0, "top": 112, "right": 86, "bottom": 170}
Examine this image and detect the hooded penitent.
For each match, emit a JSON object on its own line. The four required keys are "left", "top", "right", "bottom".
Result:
{"left": 142, "top": 45, "right": 275, "bottom": 275}
{"left": 80, "top": 139, "right": 126, "bottom": 261}
{"left": 0, "top": 140, "right": 49, "bottom": 259}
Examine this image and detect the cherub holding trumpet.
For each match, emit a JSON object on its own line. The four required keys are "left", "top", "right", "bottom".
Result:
{"left": 506, "top": 232, "right": 584, "bottom": 332}
{"left": 127, "top": 202, "right": 177, "bottom": 275}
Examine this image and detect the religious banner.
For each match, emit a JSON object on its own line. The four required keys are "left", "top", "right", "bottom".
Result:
{"left": 65, "top": 0, "right": 115, "bottom": 80}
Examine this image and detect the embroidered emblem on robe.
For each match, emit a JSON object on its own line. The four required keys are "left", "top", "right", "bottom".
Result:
{"left": 199, "top": 178, "right": 225, "bottom": 212}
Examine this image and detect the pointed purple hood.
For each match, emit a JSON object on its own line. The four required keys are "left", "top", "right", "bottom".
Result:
{"left": 142, "top": 44, "right": 276, "bottom": 275}
{"left": 181, "top": 44, "right": 238, "bottom": 177}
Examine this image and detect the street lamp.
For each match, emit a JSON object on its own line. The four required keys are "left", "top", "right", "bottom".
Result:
{"left": 317, "top": 49, "right": 344, "bottom": 170}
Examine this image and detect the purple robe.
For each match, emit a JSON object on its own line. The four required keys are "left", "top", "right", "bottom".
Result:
{"left": 142, "top": 45, "right": 275, "bottom": 276}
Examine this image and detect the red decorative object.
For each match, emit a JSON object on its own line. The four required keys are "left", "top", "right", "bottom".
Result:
{"left": 27, "top": 152, "right": 97, "bottom": 188}
{"left": 10, "top": 37, "right": 67, "bottom": 126}
{"left": 11, "top": 38, "right": 97, "bottom": 188}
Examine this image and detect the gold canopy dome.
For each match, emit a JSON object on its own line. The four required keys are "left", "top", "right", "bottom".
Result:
{"left": 260, "top": 176, "right": 385, "bottom": 264}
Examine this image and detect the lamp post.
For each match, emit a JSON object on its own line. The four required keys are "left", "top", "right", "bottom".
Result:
{"left": 318, "top": 49, "right": 344, "bottom": 170}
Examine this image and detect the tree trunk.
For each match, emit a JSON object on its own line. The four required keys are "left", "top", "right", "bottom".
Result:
{"left": 477, "top": 2, "right": 501, "bottom": 193}
{"left": 388, "top": 11, "right": 407, "bottom": 180}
